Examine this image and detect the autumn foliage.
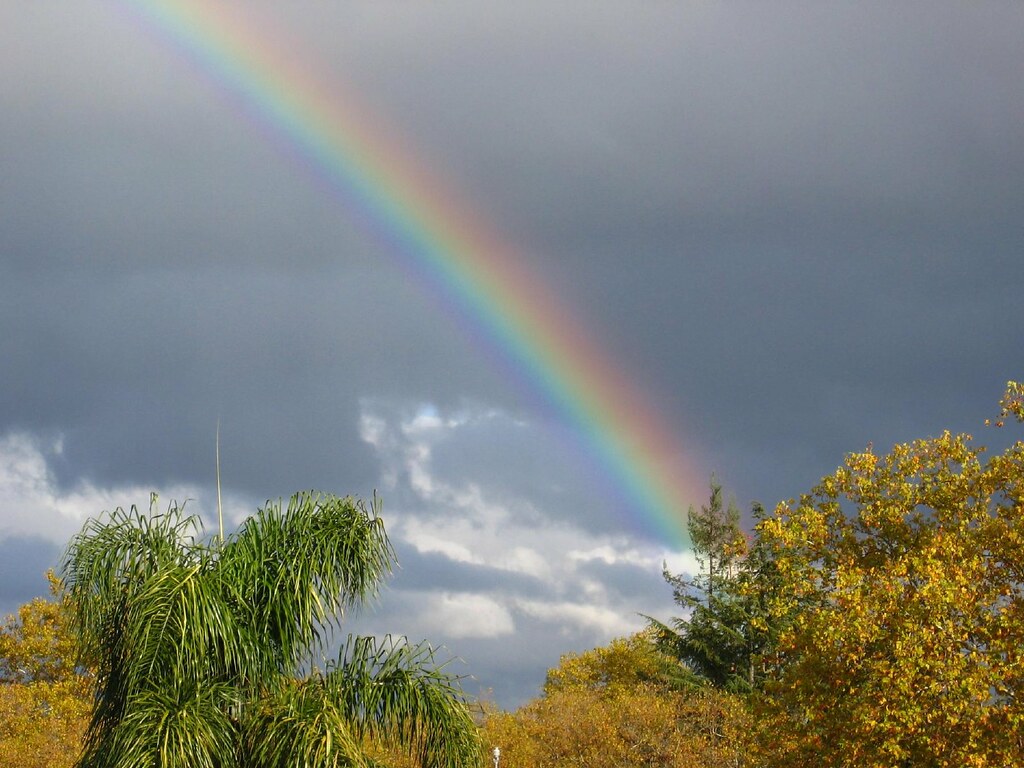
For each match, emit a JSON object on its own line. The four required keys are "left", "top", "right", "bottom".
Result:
{"left": 0, "top": 573, "right": 91, "bottom": 768}
{"left": 481, "top": 635, "right": 754, "bottom": 768}
{"left": 754, "top": 381, "right": 1024, "bottom": 766}
{"left": 2, "top": 382, "right": 1023, "bottom": 766}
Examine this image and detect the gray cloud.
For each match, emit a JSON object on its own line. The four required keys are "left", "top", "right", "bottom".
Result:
{"left": 388, "top": 541, "right": 549, "bottom": 598}
{"left": 0, "top": 536, "right": 61, "bottom": 615}
{"left": 1, "top": 0, "right": 1022, "bottom": 707}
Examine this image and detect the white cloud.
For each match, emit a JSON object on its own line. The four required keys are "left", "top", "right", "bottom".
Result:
{"left": 357, "top": 399, "right": 686, "bottom": 646}
{"left": 499, "top": 546, "right": 553, "bottom": 581}
{"left": 0, "top": 430, "right": 242, "bottom": 544}
{"left": 417, "top": 592, "right": 515, "bottom": 639}
{"left": 402, "top": 518, "right": 483, "bottom": 565}
{"left": 514, "top": 598, "right": 640, "bottom": 638}
{"left": 1, "top": 408, "right": 687, "bottom": 709}
{"left": 662, "top": 550, "right": 701, "bottom": 579}
{"left": 568, "top": 543, "right": 700, "bottom": 581}
{"left": 569, "top": 543, "right": 648, "bottom": 567}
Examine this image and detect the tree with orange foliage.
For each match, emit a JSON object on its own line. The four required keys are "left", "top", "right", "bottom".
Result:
{"left": 482, "top": 634, "right": 754, "bottom": 768}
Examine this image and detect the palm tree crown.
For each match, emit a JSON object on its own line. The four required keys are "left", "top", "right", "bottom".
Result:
{"left": 62, "top": 491, "right": 480, "bottom": 768}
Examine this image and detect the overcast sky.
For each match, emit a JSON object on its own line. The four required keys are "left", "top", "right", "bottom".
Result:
{"left": 2, "top": 1, "right": 1022, "bottom": 708}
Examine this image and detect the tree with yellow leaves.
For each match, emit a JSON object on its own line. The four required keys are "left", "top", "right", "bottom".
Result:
{"left": 755, "top": 381, "right": 1024, "bottom": 766}
{"left": 0, "top": 573, "right": 91, "bottom": 768}
{"left": 482, "top": 634, "right": 754, "bottom": 768}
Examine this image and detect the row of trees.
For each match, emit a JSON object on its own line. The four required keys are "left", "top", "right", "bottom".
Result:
{"left": 2, "top": 381, "right": 1023, "bottom": 766}
{"left": 481, "top": 381, "right": 1024, "bottom": 766}
{"left": 481, "top": 634, "right": 752, "bottom": 768}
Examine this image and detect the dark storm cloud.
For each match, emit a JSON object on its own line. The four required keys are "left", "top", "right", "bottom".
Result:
{"left": 5, "top": 2, "right": 1022, "bottom": 510}
{"left": 0, "top": 264, "right": 391, "bottom": 493}
{"left": 0, "top": 1, "right": 522, "bottom": 494}
{"left": 2, "top": 0, "right": 1023, "bottom": 709}
{"left": 268, "top": 1, "right": 1024, "bottom": 511}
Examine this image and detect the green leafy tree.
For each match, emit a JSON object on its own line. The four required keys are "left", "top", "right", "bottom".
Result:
{"left": 649, "top": 480, "right": 766, "bottom": 691}
{"left": 754, "top": 382, "right": 1024, "bottom": 766}
{"left": 687, "top": 481, "right": 747, "bottom": 604}
{"left": 730, "top": 505, "right": 794, "bottom": 690}
{"left": 62, "top": 491, "right": 480, "bottom": 768}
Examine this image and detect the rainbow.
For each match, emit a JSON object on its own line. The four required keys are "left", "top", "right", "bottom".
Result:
{"left": 117, "top": 0, "right": 704, "bottom": 549}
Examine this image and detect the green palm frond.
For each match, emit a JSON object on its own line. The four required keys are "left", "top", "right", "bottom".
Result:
{"left": 120, "top": 557, "right": 253, "bottom": 690}
{"left": 216, "top": 492, "right": 394, "bottom": 670}
{"left": 242, "top": 677, "right": 365, "bottom": 768}
{"left": 328, "top": 635, "right": 481, "bottom": 768}
{"left": 63, "top": 496, "right": 202, "bottom": 664}
{"left": 81, "top": 681, "right": 238, "bottom": 768}
{"left": 63, "top": 491, "right": 477, "bottom": 768}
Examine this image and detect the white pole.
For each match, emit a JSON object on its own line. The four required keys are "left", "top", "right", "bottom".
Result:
{"left": 216, "top": 419, "right": 224, "bottom": 543}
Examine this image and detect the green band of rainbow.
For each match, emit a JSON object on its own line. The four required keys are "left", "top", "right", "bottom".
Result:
{"left": 121, "top": 0, "right": 701, "bottom": 548}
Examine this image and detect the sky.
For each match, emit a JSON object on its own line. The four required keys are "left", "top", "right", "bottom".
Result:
{"left": 2, "top": 1, "right": 1023, "bottom": 709}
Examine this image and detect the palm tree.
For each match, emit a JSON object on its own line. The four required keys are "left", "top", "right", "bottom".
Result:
{"left": 62, "top": 491, "right": 480, "bottom": 768}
